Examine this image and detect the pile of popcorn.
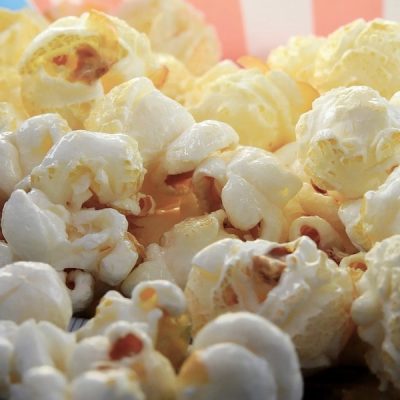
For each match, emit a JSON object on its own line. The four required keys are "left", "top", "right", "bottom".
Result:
{"left": 1, "top": 1, "right": 400, "bottom": 398}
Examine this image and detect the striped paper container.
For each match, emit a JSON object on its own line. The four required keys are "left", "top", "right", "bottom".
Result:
{"left": 2, "top": 0, "right": 400, "bottom": 59}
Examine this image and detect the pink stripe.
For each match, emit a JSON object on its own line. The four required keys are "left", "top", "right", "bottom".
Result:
{"left": 32, "top": 0, "right": 123, "bottom": 13}
{"left": 31, "top": 0, "right": 52, "bottom": 11}
{"left": 185, "top": 0, "right": 247, "bottom": 58}
{"left": 313, "top": 0, "right": 383, "bottom": 35}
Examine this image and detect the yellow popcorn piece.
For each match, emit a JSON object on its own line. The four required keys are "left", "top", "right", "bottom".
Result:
{"left": 297, "top": 86, "right": 400, "bottom": 199}
{"left": 0, "top": 68, "right": 27, "bottom": 119}
{"left": 313, "top": 19, "right": 400, "bottom": 98}
{"left": 115, "top": 0, "right": 221, "bottom": 75}
{"left": 123, "top": 210, "right": 235, "bottom": 291}
{"left": 0, "top": 102, "right": 19, "bottom": 134}
{"left": 186, "top": 237, "right": 354, "bottom": 368}
{"left": 19, "top": 11, "right": 160, "bottom": 128}
{"left": 85, "top": 77, "right": 195, "bottom": 168}
{"left": 156, "top": 53, "right": 193, "bottom": 103}
{"left": 0, "top": 8, "right": 47, "bottom": 67}
{"left": 188, "top": 68, "right": 317, "bottom": 150}
{"left": 267, "top": 35, "right": 325, "bottom": 85}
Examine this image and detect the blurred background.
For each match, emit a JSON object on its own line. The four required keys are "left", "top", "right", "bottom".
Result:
{"left": 1, "top": 0, "right": 399, "bottom": 59}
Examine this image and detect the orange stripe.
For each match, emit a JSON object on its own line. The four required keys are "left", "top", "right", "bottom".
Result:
{"left": 313, "top": 0, "right": 383, "bottom": 36}
{"left": 185, "top": 0, "right": 247, "bottom": 58}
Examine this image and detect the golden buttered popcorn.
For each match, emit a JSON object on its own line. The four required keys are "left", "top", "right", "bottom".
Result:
{"left": 19, "top": 10, "right": 160, "bottom": 128}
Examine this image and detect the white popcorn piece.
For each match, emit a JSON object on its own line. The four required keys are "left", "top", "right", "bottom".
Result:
{"left": 78, "top": 280, "right": 189, "bottom": 370}
{"left": 85, "top": 77, "right": 195, "bottom": 168}
{"left": 178, "top": 312, "right": 302, "bottom": 400}
{"left": 58, "top": 270, "right": 95, "bottom": 313}
{"left": 0, "top": 113, "right": 70, "bottom": 201}
{"left": 188, "top": 68, "right": 317, "bottom": 150}
{"left": 30, "top": 130, "right": 145, "bottom": 214}
{"left": 14, "top": 113, "right": 70, "bottom": 176}
{"left": 0, "top": 319, "right": 75, "bottom": 397}
{"left": 122, "top": 210, "right": 235, "bottom": 291}
{"left": 1, "top": 189, "right": 140, "bottom": 291}
{"left": 71, "top": 368, "right": 145, "bottom": 400}
{"left": 10, "top": 366, "right": 69, "bottom": 400}
{"left": 297, "top": 86, "right": 400, "bottom": 199}
{"left": 313, "top": 19, "right": 400, "bottom": 98}
{"left": 74, "top": 321, "right": 177, "bottom": 400}
{"left": 193, "top": 146, "right": 302, "bottom": 242}
{"left": 352, "top": 235, "right": 400, "bottom": 390}
{"left": 339, "top": 167, "right": 400, "bottom": 251}
{"left": 19, "top": 10, "right": 160, "bottom": 128}
{"left": 186, "top": 236, "right": 354, "bottom": 368}
{"left": 0, "top": 262, "right": 72, "bottom": 329}
{"left": 114, "top": 0, "right": 221, "bottom": 75}
{"left": 0, "top": 242, "right": 13, "bottom": 268}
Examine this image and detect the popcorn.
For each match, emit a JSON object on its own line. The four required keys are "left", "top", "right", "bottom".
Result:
{"left": 185, "top": 236, "right": 354, "bottom": 367}
{"left": 156, "top": 53, "right": 193, "bottom": 102}
{"left": 0, "top": 242, "right": 13, "bottom": 268}
{"left": 30, "top": 131, "right": 145, "bottom": 214}
{"left": 0, "top": 8, "right": 46, "bottom": 67}
{"left": 0, "top": 262, "right": 72, "bottom": 329}
{"left": 0, "top": 320, "right": 73, "bottom": 399}
{"left": 297, "top": 86, "right": 400, "bottom": 199}
{"left": 193, "top": 146, "right": 302, "bottom": 242}
{"left": 19, "top": 11, "right": 160, "bottom": 128}
{"left": 339, "top": 167, "right": 400, "bottom": 251}
{"left": 73, "top": 321, "right": 177, "bottom": 399}
{"left": 115, "top": 0, "right": 221, "bottom": 75}
{"left": 178, "top": 312, "right": 302, "bottom": 400}
{"left": 183, "top": 60, "right": 240, "bottom": 107}
{"left": 352, "top": 235, "right": 400, "bottom": 390}
{"left": 10, "top": 366, "right": 69, "bottom": 400}
{"left": 58, "top": 270, "right": 95, "bottom": 313}
{"left": 70, "top": 367, "right": 145, "bottom": 400}
{"left": 289, "top": 215, "right": 353, "bottom": 262}
{"left": 0, "top": 102, "right": 19, "bottom": 134}
{"left": 0, "top": 69, "right": 26, "bottom": 121}
{"left": 1, "top": 189, "right": 140, "bottom": 291}
{"left": 78, "top": 280, "right": 190, "bottom": 369}
{"left": 0, "top": 113, "right": 70, "bottom": 201}
{"left": 188, "top": 68, "right": 317, "bottom": 150}
{"left": 122, "top": 210, "right": 235, "bottom": 291}
{"left": 85, "top": 77, "right": 195, "bottom": 168}
{"left": 313, "top": 19, "right": 400, "bottom": 98}
{"left": 267, "top": 35, "right": 325, "bottom": 84}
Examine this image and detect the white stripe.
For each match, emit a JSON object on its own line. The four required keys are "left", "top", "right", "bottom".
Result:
{"left": 383, "top": 0, "right": 400, "bottom": 22}
{"left": 239, "top": 0, "right": 313, "bottom": 57}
